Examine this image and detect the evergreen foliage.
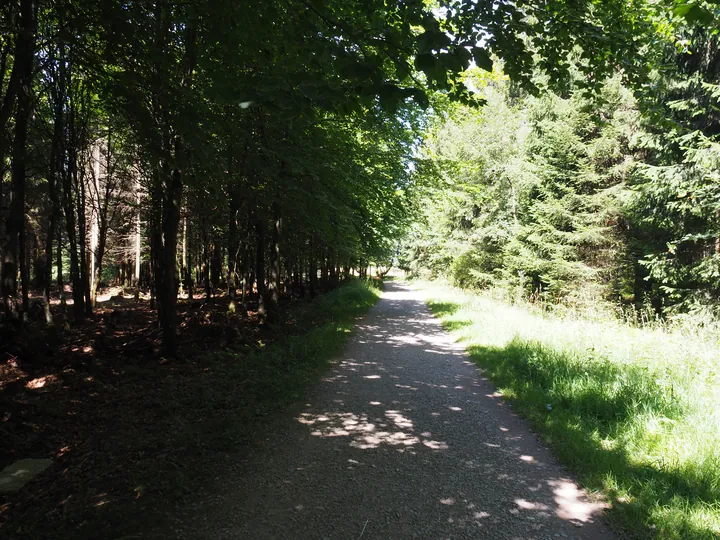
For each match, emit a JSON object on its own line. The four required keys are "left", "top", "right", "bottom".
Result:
{"left": 404, "top": 16, "right": 720, "bottom": 322}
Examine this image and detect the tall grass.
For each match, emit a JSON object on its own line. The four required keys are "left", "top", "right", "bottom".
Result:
{"left": 418, "top": 280, "right": 720, "bottom": 539}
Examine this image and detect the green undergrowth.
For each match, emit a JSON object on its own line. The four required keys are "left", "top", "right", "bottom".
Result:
{"left": 418, "top": 280, "right": 720, "bottom": 539}
{"left": 193, "top": 278, "right": 383, "bottom": 447}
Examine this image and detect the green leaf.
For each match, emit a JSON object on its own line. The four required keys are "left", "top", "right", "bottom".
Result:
{"left": 414, "top": 53, "right": 437, "bottom": 75}
{"left": 403, "top": 88, "right": 429, "bottom": 108}
{"left": 417, "top": 29, "right": 451, "bottom": 53}
{"left": 378, "top": 84, "right": 403, "bottom": 112}
{"left": 472, "top": 47, "right": 493, "bottom": 72}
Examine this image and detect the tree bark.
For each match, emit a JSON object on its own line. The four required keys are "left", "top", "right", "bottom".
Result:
{"left": 78, "top": 160, "right": 92, "bottom": 315}
{"left": 149, "top": 165, "right": 163, "bottom": 311}
{"left": 1, "top": 0, "right": 35, "bottom": 322}
{"left": 202, "top": 222, "right": 211, "bottom": 301}
{"left": 0, "top": 1, "right": 24, "bottom": 185}
{"left": 181, "top": 213, "right": 187, "bottom": 296}
{"left": 158, "top": 168, "right": 182, "bottom": 355}
{"left": 268, "top": 200, "right": 281, "bottom": 319}
{"left": 320, "top": 241, "right": 328, "bottom": 288}
{"left": 255, "top": 214, "right": 266, "bottom": 317}
{"left": 43, "top": 110, "right": 62, "bottom": 324}
{"left": 210, "top": 239, "right": 221, "bottom": 290}
{"left": 56, "top": 227, "right": 64, "bottom": 305}
{"left": 309, "top": 232, "right": 318, "bottom": 298}
{"left": 227, "top": 188, "right": 240, "bottom": 307}
{"left": 134, "top": 173, "right": 142, "bottom": 299}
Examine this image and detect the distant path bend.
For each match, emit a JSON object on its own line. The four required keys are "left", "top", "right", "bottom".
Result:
{"left": 165, "top": 281, "right": 613, "bottom": 539}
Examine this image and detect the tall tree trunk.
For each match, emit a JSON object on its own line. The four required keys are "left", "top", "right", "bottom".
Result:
{"left": 185, "top": 216, "right": 193, "bottom": 301}
{"left": 63, "top": 92, "right": 87, "bottom": 320}
{"left": 149, "top": 166, "right": 163, "bottom": 311}
{"left": 134, "top": 172, "right": 141, "bottom": 300}
{"left": 43, "top": 213, "right": 56, "bottom": 325}
{"left": 89, "top": 140, "right": 100, "bottom": 306}
{"left": 202, "top": 222, "right": 211, "bottom": 301}
{"left": 320, "top": 242, "right": 328, "bottom": 287}
{"left": 91, "top": 223, "right": 107, "bottom": 309}
{"left": 227, "top": 189, "right": 240, "bottom": 306}
{"left": 158, "top": 168, "right": 182, "bottom": 355}
{"left": 328, "top": 248, "right": 337, "bottom": 288}
{"left": 255, "top": 214, "right": 266, "bottom": 318}
{"left": 181, "top": 213, "right": 187, "bottom": 296}
{"left": 240, "top": 217, "right": 249, "bottom": 314}
{"left": 268, "top": 200, "right": 281, "bottom": 319}
{"left": 210, "top": 239, "right": 221, "bottom": 290}
{"left": 78, "top": 165, "right": 92, "bottom": 315}
{"left": 309, "top": 232, "right": 318, "bottom": 298}
{"left": 19, "top": 208, "right": 29, "bottom": 317}
{"left": 44, "top": 121, "right": 61, "bottom": 324}
{"left": 91, "top": 135, "right": 114, "bottom": 307}
{"left": 56, "top": 227, "right": 64, "bottom": 306}
{"left": 155, "top": 9, "right": 195, "bottom": 354}
{"left": 0, "top": 1, "right": 25, "bottom": 190}
{"left": 1, "top": 0, "right": 35, "bottom": 322}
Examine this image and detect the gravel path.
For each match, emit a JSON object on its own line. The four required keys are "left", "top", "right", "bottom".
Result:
{"left": 162, "top": 281, "right": 614, "bottom": 539}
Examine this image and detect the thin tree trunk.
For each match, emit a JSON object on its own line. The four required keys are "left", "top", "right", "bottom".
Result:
{"left": 56, "top": 227, "right": 64, "bottom": 306}
{"left": 320, "top": 241, "right": 328, "bottom": 287}
{"left": 210, "top": 239, "right": 221, "bottom": 291}
{"left": 309, "top": 232, "right": 318, "bottom": 298}
{"left": 328, "top": 248, "right": 337, "bottom": 288}
{"left": 0, "top": 1, "right": 25, "bottom": 188}
{"left": 268, "top": 200, "right": 281, "bottom": 319}
{"left": 255, "top": 214, "right": 266, "bottom": 318}
{"left": 134, "top": 171, "right": 141, "bottom": 300}
{"left": 158, "top": 168, "right": 182, "bottom": 355}
{"left": 181, "top": 213, "right": 187, "bottom": 296}
{"left": 185, "top": 216, "right": 193, "bottom": 301}
{"left": 78, "top": 165, "right": 92, "bottom": 315}
{"left": 202, "top": 222, "right": 211, "bottom": 301}
{"left": 63, "top": 86, "right": 86, "bottom": 320}
{"left": 227, "top": 190, "right": 239, "bottom": 306}
{"left": 149, "top": 165, "right": 163, "bottom": 310}
{"left": 44, "top": 122, "right": 61, "bottom": 323}
{"left": 1, "top": 0, "right": 35, "bottom": 322}
{"left": 43, "top": 213, "right": 56, "bottom": 325}
{"left": 91, "top": 224, "right": 107, "bottom": 309}
{"left": 19, "top": 213, "right": 29, "bottom": 317}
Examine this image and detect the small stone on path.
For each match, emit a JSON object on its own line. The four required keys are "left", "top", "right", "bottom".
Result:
{"left": 0, "top": 459, "right": 52, "bottom": 493}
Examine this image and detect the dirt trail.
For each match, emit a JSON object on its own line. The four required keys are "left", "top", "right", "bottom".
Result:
{"left": 157, "top": 281, "right": 613, "bottom": 539}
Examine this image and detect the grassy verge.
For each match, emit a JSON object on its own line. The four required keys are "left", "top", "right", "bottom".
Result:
{"left": 416, "top": 280, "right": 720, "bottom": 539}
{"left": 180, "top": 278, "right": 384, "bottom": 450}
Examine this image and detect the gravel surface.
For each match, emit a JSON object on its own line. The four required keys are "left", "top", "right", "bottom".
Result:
{"left": 158, "top": 281, "right": 614, "bottom": 539}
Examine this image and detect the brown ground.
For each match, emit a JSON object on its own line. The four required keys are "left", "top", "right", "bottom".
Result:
{"left": 0, "top": 288, "right": 301, "bottom": 539}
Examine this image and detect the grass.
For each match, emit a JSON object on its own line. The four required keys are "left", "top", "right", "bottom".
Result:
{"left": 416, "top": 279, "right": 720, "bottom": 539}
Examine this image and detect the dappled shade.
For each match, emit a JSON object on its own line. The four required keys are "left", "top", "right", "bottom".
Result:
{"left": 161, "top": 281, "right": 612, "bottom": 538}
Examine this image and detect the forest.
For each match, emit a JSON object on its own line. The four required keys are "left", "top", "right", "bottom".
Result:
{"left": 1, "top": 0, "right": 719, "bottom": 538}
{"left": 404, "top": 62, "right": 720, "bottom": 324}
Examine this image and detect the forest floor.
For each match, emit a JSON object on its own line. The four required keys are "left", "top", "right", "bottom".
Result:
{"left": 0, "top": 280, "right": 380, "bottom": 539}
{"left": 418, "top": 280, "right": 720, "bottom": 539}
{"left": 142, "top": 280, "right": 612, "bottom": 540}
